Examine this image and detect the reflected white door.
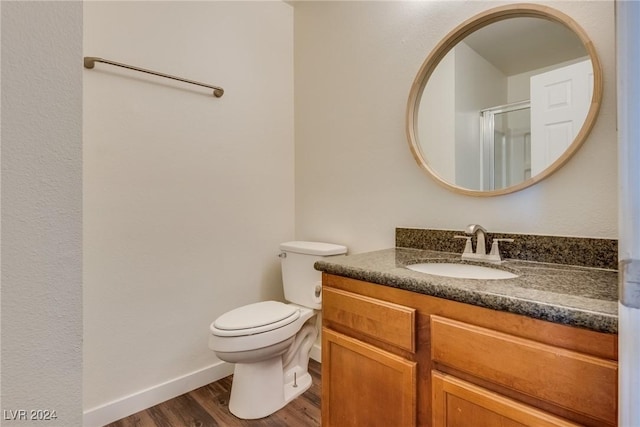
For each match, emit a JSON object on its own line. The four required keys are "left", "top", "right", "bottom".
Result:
{"left": 530, "top": 59, "right": 592, "bottom": 176}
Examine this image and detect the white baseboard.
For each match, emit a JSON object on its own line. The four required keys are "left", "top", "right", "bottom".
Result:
{"left": 84, "top": 344, "right": 324, "bottom": 427}
{"left": 310, "top": 342, "right": 322, "bottom": 363}
{"left": 83, "top": 361, "right": 234, "bottom": 427}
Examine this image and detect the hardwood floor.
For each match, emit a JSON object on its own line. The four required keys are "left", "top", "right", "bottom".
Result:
{"left": 105, "top": 360, "right": 321, "bottom": 427}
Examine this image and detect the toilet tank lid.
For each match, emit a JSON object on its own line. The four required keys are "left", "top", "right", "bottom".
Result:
{"left": 280, "top": 241, "right": 347, "bottom": 256}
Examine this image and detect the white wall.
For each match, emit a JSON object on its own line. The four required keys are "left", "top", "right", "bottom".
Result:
{"left": 294, "top": 0, "right": 617, "bottom": 254}
{"left": 417, "top": 49, "right": 455, "bottom": 183}
{"left": 454, "top": 41, "right": 507, "bottom": 190}
{"left": 1, "top": 2, "right": 83, "bottom": 426}
{"left": 83, "top": 1, "right": 293, "bottom": 424}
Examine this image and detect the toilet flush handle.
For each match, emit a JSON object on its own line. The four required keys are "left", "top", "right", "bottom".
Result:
{"left": 314, "top": 282, "right": 322, "bottom": 304}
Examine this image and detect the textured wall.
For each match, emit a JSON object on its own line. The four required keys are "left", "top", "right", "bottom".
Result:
{"left": 1, "top": 2, "right": 83, "bottom": 426}
{"left": 294, "top": 0, "right": 617, "bottom": 254}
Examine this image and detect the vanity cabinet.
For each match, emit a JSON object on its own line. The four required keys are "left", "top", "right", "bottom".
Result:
{"left": 321, "top": 273, "right": 618, "bottom": 427}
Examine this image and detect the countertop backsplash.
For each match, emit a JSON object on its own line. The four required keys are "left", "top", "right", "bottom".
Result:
{"left": 396, "top": 227, "right": 618, "bottom": 271}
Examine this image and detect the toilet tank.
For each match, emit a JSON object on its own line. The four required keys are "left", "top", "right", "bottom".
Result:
{"left": 279, "top": 241, "right": 347, "bottom": 309}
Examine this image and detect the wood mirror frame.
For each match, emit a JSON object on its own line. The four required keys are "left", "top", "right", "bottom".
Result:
{"left": 406, "top": 3, "right": 603, "bottom": 197}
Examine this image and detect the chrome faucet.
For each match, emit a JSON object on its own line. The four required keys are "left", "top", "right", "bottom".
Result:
{"left": 453, "top": 224, "right": 513, "bottom": 263}
{"left": 465, "top": 224, "right": 487, "bottom": 256}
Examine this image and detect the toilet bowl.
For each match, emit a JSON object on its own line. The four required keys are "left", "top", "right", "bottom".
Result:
{"left": 209, "top": 302, "right": 318, "bottom": 419}
{"left": 208, "top": 241, "right": 347, "bottom": 419}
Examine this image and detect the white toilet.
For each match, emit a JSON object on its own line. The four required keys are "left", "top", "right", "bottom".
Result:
{"left": 208, "top": 241, "right": 347, "bottom": 419}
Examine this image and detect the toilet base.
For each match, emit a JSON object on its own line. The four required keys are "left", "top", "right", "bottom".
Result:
{"left": 284, "top": 369, "right": 312, "bottom": 403}
{"left": 228, "top": 358, "right": 312, "bottom": 419}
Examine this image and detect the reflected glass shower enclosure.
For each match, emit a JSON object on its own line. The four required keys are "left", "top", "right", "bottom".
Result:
{"left": 480, "top": 101, "right": 531, "bottom": 191}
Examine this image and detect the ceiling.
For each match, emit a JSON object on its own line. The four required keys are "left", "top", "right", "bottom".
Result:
{"left": 463, "top": 17, "right": 588, "bottom": 76}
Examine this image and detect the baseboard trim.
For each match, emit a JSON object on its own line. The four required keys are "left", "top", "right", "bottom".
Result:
{"left": 83, "top": 361, "right": 234, "bottom": 427}
{"left": 84, "top": 344, "right": 323, "bottom": 427}
{"left": 310, "top": 342, "right": 322, "bottom": 363}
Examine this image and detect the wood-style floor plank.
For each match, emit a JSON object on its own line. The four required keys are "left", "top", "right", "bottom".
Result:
{"left": 104, "top": 360, "right": 321, "bottom": 427}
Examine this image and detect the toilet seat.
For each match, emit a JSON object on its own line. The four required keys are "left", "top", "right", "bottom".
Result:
{"left": 212, "top": 301, "right": 300, "bottom": 337}
{"left": 209, "top": 304, "right": 315, "bottom": 354}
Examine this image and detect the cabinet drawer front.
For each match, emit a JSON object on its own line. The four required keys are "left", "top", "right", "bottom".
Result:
{"left": 323, "top": 287, "right": 415, "bottom": 353}
{"left": 432, "top": 371, "right": 580, "bottom": 427}
{"left": 431, "top": 316, "right": 617, "bottom": 425}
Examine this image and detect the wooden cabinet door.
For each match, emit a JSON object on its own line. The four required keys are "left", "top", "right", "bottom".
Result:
{"left": 431, "top": 371, "right": 580, "bottom": 427}
{"left": 322, "top": 328, "right": 417, "bottom": 427}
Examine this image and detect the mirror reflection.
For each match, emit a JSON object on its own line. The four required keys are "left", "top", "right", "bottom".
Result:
{"left": 413, "top": 15, "right": 597, "bottom": 193}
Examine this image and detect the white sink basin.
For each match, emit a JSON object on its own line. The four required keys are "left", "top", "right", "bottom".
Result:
{"left": 406, "top": 262, "right": 518, "bottom": 280}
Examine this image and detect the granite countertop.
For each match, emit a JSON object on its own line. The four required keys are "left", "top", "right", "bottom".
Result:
{"left": 315, "top": 248, "right": 618, "bottom": 334}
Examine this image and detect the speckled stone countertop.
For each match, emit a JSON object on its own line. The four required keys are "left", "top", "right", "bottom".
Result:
{"left": 315, "top": 248, "right": 618, "bottom": 334}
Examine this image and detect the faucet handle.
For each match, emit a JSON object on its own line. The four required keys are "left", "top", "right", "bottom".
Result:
{"left": 453, "top": 235, "right": 473, "bottom": 254}
{"left": 490, "top": 238, "right": 514, "bottom": 259}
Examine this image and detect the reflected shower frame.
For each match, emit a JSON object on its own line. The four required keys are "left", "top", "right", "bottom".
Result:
{"left": 479, "top": 100, "right": 531, "bottom": 191}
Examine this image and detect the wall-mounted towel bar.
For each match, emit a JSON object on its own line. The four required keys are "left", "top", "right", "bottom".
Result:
{"left": 84, "top": 57, "right": 224, "bottom": 98}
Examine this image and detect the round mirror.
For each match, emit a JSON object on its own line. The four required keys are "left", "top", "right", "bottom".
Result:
{"left": 406, "top": 4, "right": 602, "bottom": 196}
